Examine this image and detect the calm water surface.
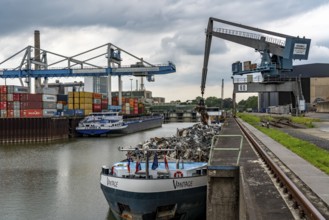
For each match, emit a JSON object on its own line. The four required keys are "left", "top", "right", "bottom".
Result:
{"left": 0, "top": 123, "right": 195, "bottom": 220}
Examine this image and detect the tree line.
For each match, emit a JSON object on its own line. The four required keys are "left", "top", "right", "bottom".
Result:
{"left": 181, "top": 96, "right": 258, "bottom": 111}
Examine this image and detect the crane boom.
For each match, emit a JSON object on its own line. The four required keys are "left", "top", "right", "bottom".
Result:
{"left": 200, "top": 17, "right": 311, "bottom": 96}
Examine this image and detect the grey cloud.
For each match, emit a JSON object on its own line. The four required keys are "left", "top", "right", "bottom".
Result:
{"left": 0, "top": 0, "right": 327, "bottom": 37}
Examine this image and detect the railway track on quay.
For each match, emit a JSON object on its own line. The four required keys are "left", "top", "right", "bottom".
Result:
{"left": 235, "top": 118, "right": 328, "bottom": 220}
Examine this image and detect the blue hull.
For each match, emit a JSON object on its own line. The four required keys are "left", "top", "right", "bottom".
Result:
{"left": 76, "top": 129, "right": 113, "bottom": 136}
{"left": 100, "top": 184, "right": 206, "bottom": 220}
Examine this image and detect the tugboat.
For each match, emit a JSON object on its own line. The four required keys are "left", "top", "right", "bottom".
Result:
{"left": 76, "top": 112, "right": 127, "bottom": 136}
{"left": 100, "top": 148, "right": 207, "bottom": 220}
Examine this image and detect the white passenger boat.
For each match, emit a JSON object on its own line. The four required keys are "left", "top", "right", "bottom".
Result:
{"left": 100, "top": 153, "right": 207, "bottom": 220}
{"left": 76, "top": 112, "right": 127, "bottom": 136}
{"left": 76, "top": 112, "right": 164, "bottom": 136}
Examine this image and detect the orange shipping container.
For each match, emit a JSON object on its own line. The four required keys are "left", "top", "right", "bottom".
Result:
{"left": 93, "top": 93, "right": 102, "bottom": 99}
{"left": 0, "top": 94, "right": 7, "bottom": 101}
{"left": 7, "top": 110, "right": 20, "bottom": 118}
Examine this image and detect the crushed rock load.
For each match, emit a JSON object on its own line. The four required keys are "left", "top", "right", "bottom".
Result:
{"left": 126, "top": 123, "right": 221, "bottom": 162}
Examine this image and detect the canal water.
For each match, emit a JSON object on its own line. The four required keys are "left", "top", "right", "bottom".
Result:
{"left": 0, "top": 122, "right": 195, "bottom": 220}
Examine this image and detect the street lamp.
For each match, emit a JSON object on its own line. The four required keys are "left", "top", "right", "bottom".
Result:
{"left": 130, "top": 78, "right": 133, "bottom": 97}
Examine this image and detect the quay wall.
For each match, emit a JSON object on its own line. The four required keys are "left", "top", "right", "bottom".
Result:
{"left": 0, "top": 117, "right": 82, "bottom": 144}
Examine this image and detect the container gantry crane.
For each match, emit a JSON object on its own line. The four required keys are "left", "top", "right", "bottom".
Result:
{"left": 200, "top": 17, "right": 311, "bottom": 97}
{"left": 0, "top": 43, "right": 175, "bottom": 80}
{"left": 0, "top": 42, "right": 176, "bottom": 106}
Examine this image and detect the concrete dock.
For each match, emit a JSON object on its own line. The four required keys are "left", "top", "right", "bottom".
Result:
{"left": 207, "top": 117, "right": 294, "bottom": 219}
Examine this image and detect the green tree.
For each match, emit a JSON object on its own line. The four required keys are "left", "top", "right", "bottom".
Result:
{"left": 189, "top": 96, "right": 233, "bottom": 110}
{"left": 223, "top": 98, "right": 233, "bottom": 109}
{"left": 237, "top": 96, "right": 258, "bottom": 111}
{"left": 205, "top": 96, "right": 220, "bottom": 107}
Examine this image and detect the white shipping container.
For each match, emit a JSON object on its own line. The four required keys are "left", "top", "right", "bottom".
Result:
{"left": 56, "top": 103, "right": 63, "bottom": 110}
{"left": 7, "top": 86, "right": 29, "bottom": 94}
{"left": 7, "top": 94, "right": 13, "bottom": 101}
{"left": 299, "top": 100, "right": 305, "bottom": 111}
{"left": 125, "top": 103, "right": 130, "bottom": 114}
{"left": 43, "top": 109, "right": 57, "bottom": 117}
{"left": 42, "top": 94, "right": 57, "bottom": 102}
{"left": 12, "top": 110, "right": 20, "bottom": 118}
{"left": 93, "top": 98, "right": 101, "bottom": 104}
{"left": 43, "top": 102, "right": 57, "bottom": 109}
{"left": 14, "top": 101, "right": 20, "bottom": 110}
{"left": 0, "top": 110, "right": 7, "bottom": 118}
{"left": 36, "top": 87, "right": 59, "bottom": 95}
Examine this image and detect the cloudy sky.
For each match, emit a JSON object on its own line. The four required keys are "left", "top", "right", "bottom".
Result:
{"left": 1, "top": 0, "right": 329, "bottom": 102}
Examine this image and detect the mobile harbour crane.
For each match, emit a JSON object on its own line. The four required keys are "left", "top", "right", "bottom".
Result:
{"left": 200, "top": 17, "right": 311, "bottom": 97}
{"left": 199, "top": 17, "right": 311, "bottom": 116}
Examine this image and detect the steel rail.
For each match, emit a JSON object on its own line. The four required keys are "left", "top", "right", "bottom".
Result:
{"left": 235, "top": 118, "right": 325, "bottom": 220}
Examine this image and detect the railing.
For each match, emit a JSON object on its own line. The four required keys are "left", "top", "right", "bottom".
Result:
{"left": 214, "top": 28, "right": 285, "bottom": 46}
{"left": 233, "top": 75, "right": 297, "bottom": 83}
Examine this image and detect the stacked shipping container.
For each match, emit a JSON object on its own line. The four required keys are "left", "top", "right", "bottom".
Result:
{"left": 67, "top": 92, "right": 109, "bottom": 116}
{"left": 112, "top": 97, "right": 145, "bottom": 115}
{"left": 70, "top": 94, "right": 146, "bottom": 115}
{"left": 1, "top": 86, "right": 146, "bottom": 117}
{"left": 0, "top": 85, "right": 60, "bottom": 118}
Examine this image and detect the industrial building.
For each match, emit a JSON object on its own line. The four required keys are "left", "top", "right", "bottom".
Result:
{"left": 258, "top": 63, "right": 329, "bottom": 112}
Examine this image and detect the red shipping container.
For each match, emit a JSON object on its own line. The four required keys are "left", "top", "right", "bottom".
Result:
{"left": 20, "top": 101, "right": 43, "bottom": 110}
{"left": 19, "top": 93, "right": 42, "bottom": 102}
{"left": 101, "top": 104, "right": 108, "bottom": 109}
{"left": 0, "top": 101, "right": 7, "bottom": 110}
{"left": 20, "top": 109, "right": 43, "bottom": 118}
{"left": 101, "top": 99, "right": 108, "bottom": 105}
{"left": 0, "top": 86, "right": 7, "bottom": 94}
{"left": 92, "top": 104, "right": 102, "bottom": 112}
{"left": 0, "top": 94, "right": 7, "bottom": 101}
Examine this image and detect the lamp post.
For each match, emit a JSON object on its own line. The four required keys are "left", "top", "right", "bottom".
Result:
{"left": 130, "top": 78, "right": 133, "bottom": 97}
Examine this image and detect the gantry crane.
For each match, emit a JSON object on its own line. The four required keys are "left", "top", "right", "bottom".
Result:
{"left": 0, "top": 43, "right": 175, "bottom": 80}
{"left": 0, "top": 42, "right": 176, "bottom": 106}
{"left": 200, "top": 17, "right": 311, "bottom": 97}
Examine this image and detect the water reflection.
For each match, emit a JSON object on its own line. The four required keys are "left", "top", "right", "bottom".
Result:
{"left": 0, "top": 123, "right": 195, "bottom": 220}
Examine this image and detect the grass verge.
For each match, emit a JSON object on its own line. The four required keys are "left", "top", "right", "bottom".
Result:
{"left": 238, "top": 113, "right": 329, "bottom": 175}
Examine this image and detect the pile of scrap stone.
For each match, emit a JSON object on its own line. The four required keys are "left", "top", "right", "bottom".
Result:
{"left": 125, "top": 123, "right": 221, "bottom": 162}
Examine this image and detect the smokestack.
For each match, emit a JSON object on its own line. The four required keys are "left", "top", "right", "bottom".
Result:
{"left": 34, "top": 30, "right": 41, "bottom": 91}
{"left": 34, "top": 30, "right": 40, "bottom": 70}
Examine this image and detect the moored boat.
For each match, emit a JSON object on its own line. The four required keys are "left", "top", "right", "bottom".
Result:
{"left": 100, "top": 157, "right": 207, "bottom": 220}
{"left": 76, "top": 112, "right": 163, "bottom": 136}
{"left": 75, "top": 111, "right": 127, "bottom": 136}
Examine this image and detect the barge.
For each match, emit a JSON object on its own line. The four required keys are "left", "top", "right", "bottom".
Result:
{"left": 100, "top": 160, "right": 207, "bottom": 220}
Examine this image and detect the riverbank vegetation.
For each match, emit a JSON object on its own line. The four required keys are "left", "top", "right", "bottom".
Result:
{"left": 238, "top": 113, "right": 329, "bottom": 174}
